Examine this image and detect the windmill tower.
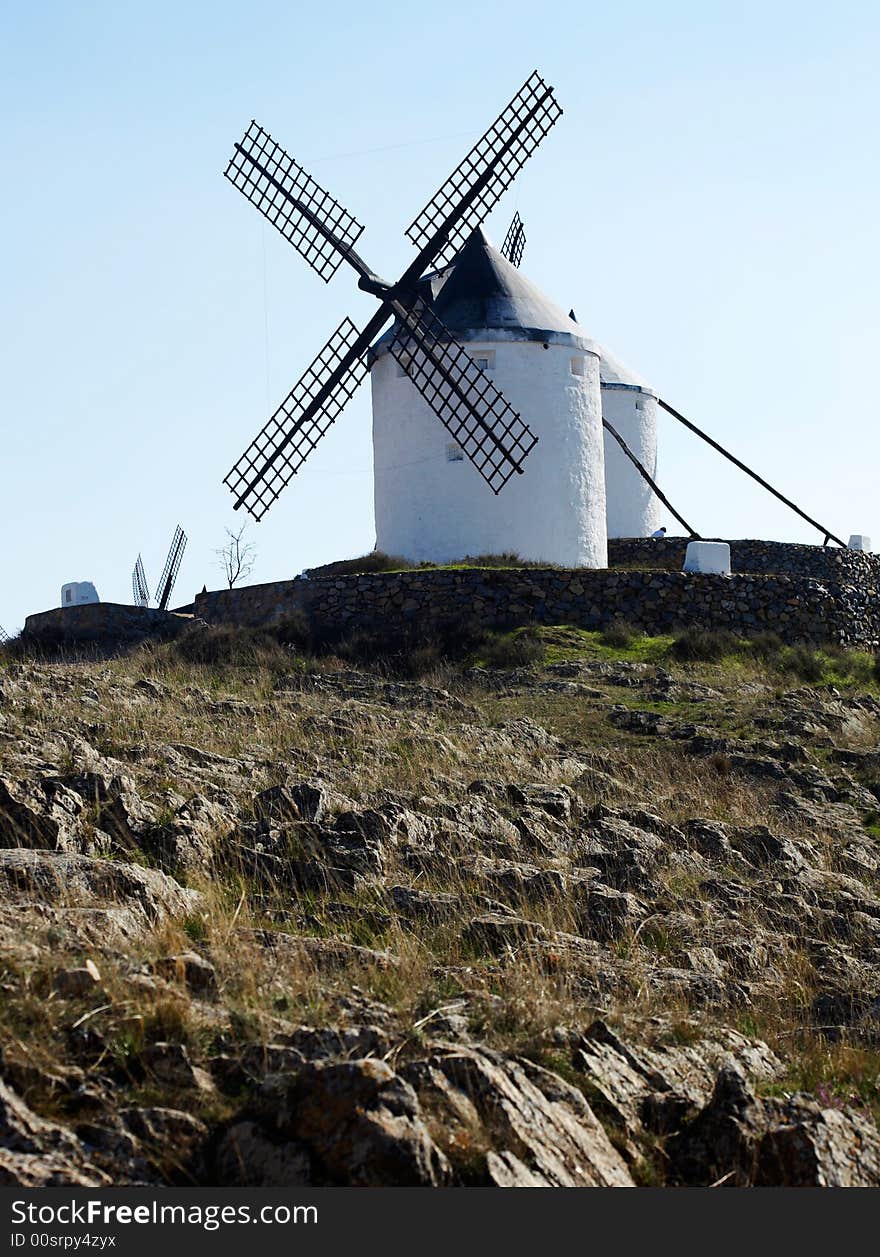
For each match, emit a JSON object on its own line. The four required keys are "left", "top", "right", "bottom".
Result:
{"left": 370, "top": 230, "right": 607, "bottom": 567}
{"left": 598, "top": 348, "right": 661, "bottom": 539}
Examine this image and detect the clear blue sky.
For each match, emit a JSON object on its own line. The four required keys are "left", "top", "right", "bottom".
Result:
{"left": 2, "top": 0, "right": 877, "bottom": 632}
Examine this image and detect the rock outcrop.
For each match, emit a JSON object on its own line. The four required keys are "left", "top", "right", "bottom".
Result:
{"left": 2, "top": 639, "right": 880, "bottom": 1186}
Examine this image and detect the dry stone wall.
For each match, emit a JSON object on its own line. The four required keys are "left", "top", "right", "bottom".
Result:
{"left": 194, "top": 565, "right": 880, "bottom": 648}
{"left": 20, "top": 543, "right": 879, "bottom": 650}
{"left": 608, "top": 537, "right": 880, "bottom": 587}
{"left": 22, "top": 604, "right": 193, "bottom": 647}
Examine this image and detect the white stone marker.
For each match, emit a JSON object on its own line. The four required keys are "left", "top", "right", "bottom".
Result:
{"left": 683, "top": 541, "right": 731, "bottom": 576}
{"left": 848, "top": 535, "right": 871, "bottom": 552}
{"left": 61, "top": 581, "right": 100, "bottom": 607}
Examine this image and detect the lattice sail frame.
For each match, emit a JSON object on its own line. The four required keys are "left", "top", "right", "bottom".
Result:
{"left": 405, "top": 72, "right": 561, "bottom": 269}
{"left": 390, "top": 300, "right": 539, "bottom": 494}
{"left": 223, "top": 72, "right": 561, "bottom": 518}
{"left": 0, "top": 624, "right": 10, "bottom": 645}
{"left": 155, "top": 526, "right": 187, "bottom": 611}
{"left": 224, "top": 121, "right": 365, "bottom": 282}
{"left": 501, "top": 212, "right": 526, "bottom": 268}
{"left": 225, "top": 319, "right": 370, "bottom": 521}
{"left": 132, "top": 555, "right": 150, "bottom": 607}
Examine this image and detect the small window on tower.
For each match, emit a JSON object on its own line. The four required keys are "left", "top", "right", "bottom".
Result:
{"left": 469, "top": 349, "right": 495, "bottom": 372}
{"left": 446, "top": 443, "right": 464, "bottom": 462}
{"left": 570, "top": 356, "right": 585, "bottom": 376}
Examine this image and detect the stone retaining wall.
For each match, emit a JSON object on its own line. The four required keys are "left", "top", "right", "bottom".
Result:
{"left": 194, "top": 567, "right": 880, "bottom": 648}
{"left": 608, "top": 537, "right": 880, "bottom": 586}
{"left": 22, "top": 542, "right": 879, "bottom": 651}
{"left": 22, "top": 604, "right": 194, "bottom": 647}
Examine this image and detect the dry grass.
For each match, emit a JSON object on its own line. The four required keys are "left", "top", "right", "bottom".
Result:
{"left": 2, "top": 623, "right": 880, "bottom": 1138}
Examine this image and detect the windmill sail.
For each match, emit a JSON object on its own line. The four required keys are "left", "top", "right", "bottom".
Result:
{"left": 501, "top": 212, "right": 526, "bottom": 268}
{"left": 155, "top": 527, "right": 187, "bottom": 612}
{"left": 132, "top": 555, "right": 149, "bottom": 607}
{"left": 405, "top": 72, "right": 561, "bottom": 270}
{"left": 225, "top": 316, "right": 381, "bottom": 521}
{"left": 225, "top": 121, "right": 365, "bottom": 282}
{"left": 0, "top": 624, "right": 10, "bottom": 644}
{"left": 389, "top": 299, "right": 538, "bottom": 494}
{"left": 223, "top": 72, "right": 559, "bottom": 520}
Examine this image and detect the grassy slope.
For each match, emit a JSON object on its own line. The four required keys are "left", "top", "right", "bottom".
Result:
{"left": 1, "top": 624, "right": 879, "bottom": 1150}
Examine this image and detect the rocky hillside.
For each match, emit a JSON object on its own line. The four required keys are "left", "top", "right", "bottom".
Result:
{"left": 2, "top": 624, "right": 880, "bottom": 1187}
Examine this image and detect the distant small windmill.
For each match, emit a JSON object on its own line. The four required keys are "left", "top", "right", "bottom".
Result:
{"left": 222, "top": 72, "right": 562, "bottom": 519}
{"left": 155, "top": 526, "right": 187, "bottom": 612}
{"left": 500, "top": 211, "right": 526, "bottom": 268}
{"left": 132, "top": 555, "right": 149, "bottom": 608}
{"left": 130, "top": 528, "right": 187, "bottom": 611}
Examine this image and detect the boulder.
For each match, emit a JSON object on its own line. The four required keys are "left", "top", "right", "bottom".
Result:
{"left": 0, "top": 849, "right": 199, "bottom": 941}
{"left": 756, "top": 1102, "right": 880, "bottom": 1186}
{"left": 155, "top": 951, "right": 217, "bottom": 996}
{"left": 668, "top": 1064, "right": 880, "bottom": 1186}
{"left": 0, "top": 1078, "right": 110, "bottom": 1186}
{"left": 405, "top": 1047, "right": 634, "bottom": 1186}
{"left": 255, "top": 1059, "right": 450, "bottom": 1187}
{"left": 215, "top": 1121, "right": 311, "bottom": 1186}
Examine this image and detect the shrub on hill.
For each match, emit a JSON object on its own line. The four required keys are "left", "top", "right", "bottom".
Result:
{"left": 599, "top": 619, "right": 639, "bottom": 649}
{"left": 480, "top": 628, "right": 546, "bottom": 669}
{"left": 669, "top": 628, "right": 741, "bottom": 662}
{"left": 153, "top": 625, "right": 299, "bottom": 670}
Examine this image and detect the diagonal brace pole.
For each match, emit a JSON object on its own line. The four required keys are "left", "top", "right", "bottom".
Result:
{"left": 602, "top": 418, "right": 700, "bottom": 539}
{"left": 658, "top": 398, "right": 846, "bottom": 547}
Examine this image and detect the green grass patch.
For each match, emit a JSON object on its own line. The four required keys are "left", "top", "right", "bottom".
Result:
{"left": 531, "top": 625, "right": 675, "bottom": 666}
{"left": 863, "top": 812, "right": 880, "bottom": 841}
{"left": 305, "top": 551, "right": 561, "bottom": 577}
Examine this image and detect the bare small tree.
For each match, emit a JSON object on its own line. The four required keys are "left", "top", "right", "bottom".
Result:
{"left": 216, "top": 524, "right": 256, "bottom": 589}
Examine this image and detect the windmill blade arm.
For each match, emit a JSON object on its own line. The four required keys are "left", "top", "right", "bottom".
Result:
{"left": 389, "top": 299, "right": 538, "bottom": 494}
{"left": 225, "top": 121, "right": 366, "bottom": 283}
{"left": 155, "top": 528, "right": 187, "bottom": 612}
{"left": 225, "top": 311, "right": 389, "bottom": 521}
{"left": 500, "top": 212, "right": 526, "bottom": 268}
{"left": 403, "top": 72, "right": 560, "bottom": 274}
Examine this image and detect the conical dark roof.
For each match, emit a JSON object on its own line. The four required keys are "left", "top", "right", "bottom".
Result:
{"left": 596, "top": 344, "right": 655, "bottom": 394}
{"left": 371, "top": 228, "right": 596, "bottom": 360}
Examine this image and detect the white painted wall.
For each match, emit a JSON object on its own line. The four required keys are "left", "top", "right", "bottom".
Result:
{"left": 602, "top": 386, "right": 661, "bottom": 538}
{"left": 372, "top": 339, "right": 608, "bottom": 568}
{"left": 599, "top": 348, "right": 661, "bottom": 538}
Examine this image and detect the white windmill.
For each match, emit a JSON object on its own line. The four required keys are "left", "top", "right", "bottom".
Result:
{"left": 369, "top": 228, "right": 608, "bottom": 567}
{"left": 221, "top": 72, "right": 853, "bottom": 562}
